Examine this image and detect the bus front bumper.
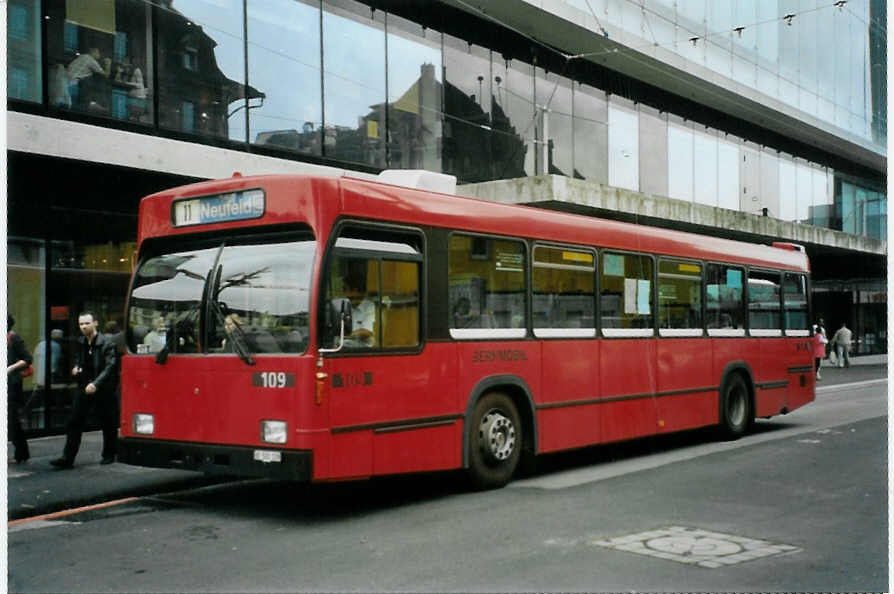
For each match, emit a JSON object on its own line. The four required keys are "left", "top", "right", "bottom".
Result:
{"left": 118, "top": 437, "right": 312, "bottom": 481}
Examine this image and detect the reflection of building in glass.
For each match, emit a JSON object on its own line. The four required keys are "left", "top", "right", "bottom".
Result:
{"left": 155, "top": 0, "right": 264, "bottom": 138}
{"left": 255, "top": 122, "right": 321, "bottom": 155}
{"left": 387, "top": 63, "right": 442, "bottom": 172}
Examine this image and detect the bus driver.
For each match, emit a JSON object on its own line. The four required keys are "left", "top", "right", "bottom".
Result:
{"left": 342, "top": 275, "right": 375, "bottom": 347}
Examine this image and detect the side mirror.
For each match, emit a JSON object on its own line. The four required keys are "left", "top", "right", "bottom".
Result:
{"left": 320, "top": 298, "right": 352, "bottom": 354}
{"left": 339, "top": 299, "right": 353, "bottom": 335}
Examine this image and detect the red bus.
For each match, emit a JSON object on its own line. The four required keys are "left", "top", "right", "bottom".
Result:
{"left": 118, "top": 172, "right": 815, "bottom": 488}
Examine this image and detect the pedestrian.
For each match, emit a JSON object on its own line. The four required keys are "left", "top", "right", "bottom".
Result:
{"left": 24, "top": 328, "right": 64, "bottom": 428}
{"left": 830, "top": 321, "right": 853, "bottom": 368}
{"left": 50, "top": 312, "right": 119, "bottom": 469}
{"left": 812, "top": 319, "right": 828, "bottom": 381}
{"left": 7, "top": 315, "right": 33, "bottom": 464}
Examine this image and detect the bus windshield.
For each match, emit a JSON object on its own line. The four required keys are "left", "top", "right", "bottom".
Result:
{"left": 127, "top": 233, "right": 315, "bottom": 356}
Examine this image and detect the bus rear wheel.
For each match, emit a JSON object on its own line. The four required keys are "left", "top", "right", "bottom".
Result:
{"left": 719, "top": 374, "right": 752, "bottom": 440}
{"left": 467, "top": 392, "right": 522, "bottom": 489}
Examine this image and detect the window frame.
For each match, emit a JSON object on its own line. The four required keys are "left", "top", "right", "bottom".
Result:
{"left": 783, "top": 272, "right": 811, "bottom": 337}
{"left": 599, "top": 249, "right": 655, "bottom": 338}
{"left": 447, "top": 231, "right": 529, "bottom": 341}
{"left": 531, "top": 242, "right": 597, "bottom": 339}
{"left": 746, "top": 267, "right": 783, "bottom": 337}
{"left": 704, "top": 262, "right": 746, "bottom": 337}
{"left": 320, "top": 220, "right": 425, "bottom": 355}
{"left": 656, "top": 257, "right": 704, "bottom": 337}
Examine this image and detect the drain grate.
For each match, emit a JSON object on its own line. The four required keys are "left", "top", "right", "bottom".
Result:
{"left": 592, "top": 526, "right": 800, "bottom": 568}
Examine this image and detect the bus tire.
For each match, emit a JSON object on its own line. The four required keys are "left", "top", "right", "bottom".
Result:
{"left": 467, "top": 392, "right": 522, "bottom": 489}
{"left": 718, "top": 374, "right": 751, "bottom": 440}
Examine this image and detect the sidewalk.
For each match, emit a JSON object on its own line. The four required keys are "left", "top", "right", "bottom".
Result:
{"left": 7, "top": 431, "right": 228, "bottom": 521}
{"left": 7, "top": 357, "right": 887, "bottom": 522}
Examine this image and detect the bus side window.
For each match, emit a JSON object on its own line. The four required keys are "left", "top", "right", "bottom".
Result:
{"left": 706, "top": 264, "right": 745, "bottom": 330}
{"left": 747, "top": 270, "right": 781, "bottom": 330}
{"left": 783, "top": 273, "right": 809, "bottom": 332}
{"left": 448, "top": 234, "right": 527, "bottom": 337}
{"left": 599, "top": 252, "right": 653, "bottom": 332}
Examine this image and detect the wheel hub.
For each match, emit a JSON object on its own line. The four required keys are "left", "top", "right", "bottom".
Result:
{"left": 479, "top": 411, "right": 516, "bottom": 462}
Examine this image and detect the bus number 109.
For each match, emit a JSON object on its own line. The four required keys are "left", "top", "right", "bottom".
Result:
{"left": 252, "top": 372, "right": 295, "bottom": 388}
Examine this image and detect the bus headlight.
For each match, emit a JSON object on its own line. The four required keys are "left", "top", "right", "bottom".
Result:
{"left": 261, "top": 420, "right": 287, "bottom": 444}
{"left": 133, "top": 413, "right": 155, "bottom": 435}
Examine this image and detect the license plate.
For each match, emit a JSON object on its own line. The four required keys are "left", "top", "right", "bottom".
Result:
{"left": 253, "top": 449, "right": 282, "bottom": 464}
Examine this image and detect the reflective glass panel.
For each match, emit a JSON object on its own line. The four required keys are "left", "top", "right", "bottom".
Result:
{"left": 841, "top": 181, "right": 857, "bottom": 234}
{"left": 535, "top": 68, "right": 573, "bottom": 177}
{"left": 608, "top": 102, "right": 639, "bottom": 191}
{"left": 323, "top": 1, "right": 386, "bottom": 167}
{"left": 693, "top": 129, "right": 718, "bottom": 206}
{"left": 157, "top": 0, "right": 246, "bottom": 140}
{"left": 667, "top": 122, "right": 693, "bottom": 201}
{"left": 387, "top": 15, "right": 442, "bottom": 171}
{"left": 717, "top": 136, "right": 739, "bottom": 210}
{"left": 443, "top": 36, "right": 492, "bottom": 183}
{"left": 46, "top": 0, "right": 152, "bottom": 123}
{"left": 778, "top": 157, "right": 797, "bottom": 221}
{"left": 248, "top": 0, "right": 322, "bottom": 156}
{"left": 492, "top": 58, "right": 535, "bottom": 179}
{"left": 7, "top": 0, "right": 42, "bottom": 103}
{"left": 573, "top": 82, "right": 608, "bottom": 183}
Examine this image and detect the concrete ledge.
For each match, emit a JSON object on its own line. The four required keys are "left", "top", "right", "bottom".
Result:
{"left": 7, "top": 111, "right": 377, "bottom": 182}
{"left": 458, "top": 175, "right": 886, "bottom": 256}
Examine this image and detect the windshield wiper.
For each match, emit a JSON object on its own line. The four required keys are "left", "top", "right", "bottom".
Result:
{"left": 207, "top": 274, "right": 255, "bottom": 366}
{"left": 214, "top": 303, "right": 255, "bottom": 366}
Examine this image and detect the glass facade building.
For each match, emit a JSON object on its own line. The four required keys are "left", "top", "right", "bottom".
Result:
{"left": 6, "top": 0, "right": 887, "bottom": 434}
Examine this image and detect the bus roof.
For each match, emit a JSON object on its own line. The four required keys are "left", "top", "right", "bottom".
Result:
{"left": 137, "top": 173, "right": 810, "bottom": 273}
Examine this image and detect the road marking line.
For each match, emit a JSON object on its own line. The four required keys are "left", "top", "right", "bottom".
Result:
{"left": 816, "top": 378, "right": 887, "bottom": 392}
{"left": 7, "top": 497, "right": 140, "bottom": 527}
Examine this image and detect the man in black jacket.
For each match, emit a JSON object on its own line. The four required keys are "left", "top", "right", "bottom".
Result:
{"left": 51, "top": 312, "right": 119, "bottom": 468}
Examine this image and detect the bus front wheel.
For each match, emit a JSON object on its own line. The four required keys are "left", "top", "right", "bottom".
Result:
{"left": 719, "top": 374, "right": 752, "bottom": 440}
{"left": 467, "top": 392, "right": 522, "bottom": 489}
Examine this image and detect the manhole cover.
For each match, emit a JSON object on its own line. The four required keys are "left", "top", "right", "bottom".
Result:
{"left": 592, "top": 526, "right": 800, "bottom": 568}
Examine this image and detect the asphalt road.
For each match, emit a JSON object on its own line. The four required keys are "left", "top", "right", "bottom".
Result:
{"left": 7, "top": 369, "right": 887, "bottom": 593}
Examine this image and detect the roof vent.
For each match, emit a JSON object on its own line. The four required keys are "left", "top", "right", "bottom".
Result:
{"left": 377, "top": 169, "right": 456, "bottom": 195}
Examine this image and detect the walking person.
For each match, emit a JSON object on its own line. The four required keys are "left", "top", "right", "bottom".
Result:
{"left": 51, "top": 312, "right": 119, "bottom": 469}
{"left": 27, "top": 329, "right": 64, "bottom": 424}
{"left": 812, "top": 320, "right": 828, "bottom": 381}
{"left": 830, "top": 322, "right": 853, "bottom": 368}
{"left": 7, "top": 315, "right": 33, "bottom": 464}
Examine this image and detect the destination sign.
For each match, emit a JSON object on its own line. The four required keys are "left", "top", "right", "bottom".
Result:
{"left": 172, "top": 189, "right": 265, "bottom": 227}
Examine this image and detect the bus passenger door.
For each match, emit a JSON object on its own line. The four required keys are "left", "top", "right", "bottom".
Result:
{"left": 322, "top": 228, "right": 459, "bottom": 479}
